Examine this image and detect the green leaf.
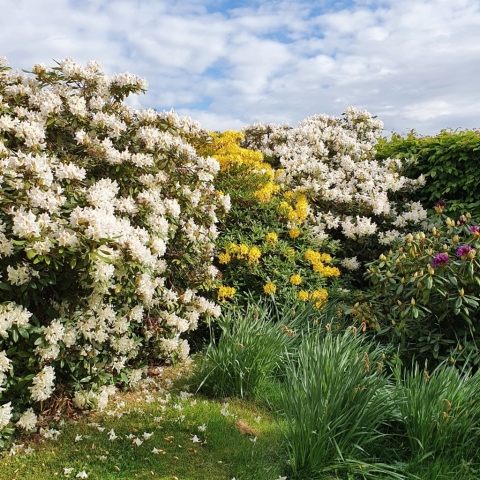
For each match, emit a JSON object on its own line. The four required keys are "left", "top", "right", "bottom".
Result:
{"left": 26, "top": 249, "right": 37, "bottom": 259}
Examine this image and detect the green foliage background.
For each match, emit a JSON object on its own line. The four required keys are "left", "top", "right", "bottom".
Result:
{"left": 376, "top": 129, "right": 480, "bottom": 220}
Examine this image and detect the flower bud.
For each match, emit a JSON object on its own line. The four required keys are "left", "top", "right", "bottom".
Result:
{"left": 400, "top": 277, "right": 405, "bottom": 284}
{"left": 452, "top": 235, "right": 460, "bottom": 243}
{"left": 411, "top": 298, "right": 416, "bottom": 306}
{"left": 466, "top": 213, "right": 472, "bottom": 219}
{"left": 428, "top": 267, "right": 435, "bottom": 275}
{"left": 443, "top": 244, "right": 449, "bottom": 251}
{"left": 379, "top": 254, "right": 387, "bottom": 261}
{"left": 458, "top": 345, "right": 463, "bottom": 351}
{"left": 405, "top": 234, "right": 413, "bottom": 243}
{"left": 459, "top": 288, "right": 465, "bottom": 297}
{"left": 467, "top": 249, "right": 477, "bottom": 260}
{"left": 419, "top": 232, "right": 426, "bottom": 240}
{"left": 432, "top": 226, "right": 437, "bottom": 235}
{"left": 386, "top": 271, "right": 393, "bottom": 278}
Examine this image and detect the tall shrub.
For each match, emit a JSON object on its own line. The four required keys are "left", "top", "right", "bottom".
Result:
{"left": 0, "top": 58, "right": 227, "bottom": 443}
{"left": 363, "top": 209, "right": 480, "bottom": 367}
{"left": 242, "top": 108, "right": 428, "bottom": 264}
{"left": 202, "top": 130, "right": 343, "bottom": 306}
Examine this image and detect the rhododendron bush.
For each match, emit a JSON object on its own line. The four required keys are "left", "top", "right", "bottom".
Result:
{"left": 202, "top": 131, "right": 343, "bottom": 307}
{"left": 0, "top": 57, "right": 227, "bottom": 442}
{"left": 242, "top": 108, "right": 428, "bottom": 262}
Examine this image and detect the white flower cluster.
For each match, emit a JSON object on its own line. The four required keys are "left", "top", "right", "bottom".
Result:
{"left": 0, "top": 58, "right": 227, "bottom": 437}
{"left": 28, "top": 365, "right": 56, "bottom": 402}
{"left": 0, "top": 402, "right": 12, "bottom": 430}
{"left": 243, "top": 107, "right": 426, "bottom": 243}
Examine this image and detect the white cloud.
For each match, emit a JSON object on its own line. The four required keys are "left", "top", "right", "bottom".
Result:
{"left": 1, "top": 0, "right": 479, "bottom": 134}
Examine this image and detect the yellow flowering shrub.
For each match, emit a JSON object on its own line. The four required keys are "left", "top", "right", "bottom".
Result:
{"left": 205, "top": 131, "right": 278, "bottom": 204}
{"left": 207, "top": 131, "right": 266, "bottom": 172}
{"left": 205, "top": 130, "right": 343, "bottom": 307}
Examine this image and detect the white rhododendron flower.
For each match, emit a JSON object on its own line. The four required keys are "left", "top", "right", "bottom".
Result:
{"left": 340, "top": 257, "right": 361, "bottom": 271}
{"left": 0, "top": 402, "right": 13, "bottom": 429}
{"left": 16, "top": 408, "right": 37, "bottom": 431}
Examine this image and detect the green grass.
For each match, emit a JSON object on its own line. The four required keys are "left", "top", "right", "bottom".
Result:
{"left": 3, "top": 360, "right": 480, "bottom": 480}
{"left": 0, "top": 367, "right": 286, "bottom": 480}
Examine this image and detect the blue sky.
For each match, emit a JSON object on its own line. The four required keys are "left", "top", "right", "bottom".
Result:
{"left": 1, "top": 0, "right": 480, "bottom": 135}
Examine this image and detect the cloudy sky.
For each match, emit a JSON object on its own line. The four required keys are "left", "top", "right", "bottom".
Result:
{"left": 1, "top": 0, "right": 479, "bottom": 135}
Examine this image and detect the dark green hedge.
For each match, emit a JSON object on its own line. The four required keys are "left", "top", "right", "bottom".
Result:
{"left": 376, "top": 129, "right": 480, "bottom": 220}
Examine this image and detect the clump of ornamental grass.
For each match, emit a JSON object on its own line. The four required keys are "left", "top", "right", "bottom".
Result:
{"left": 193, "top": 298, "right": 300, "bottom": 399}
{"left": 393, "top": 362, "right": 480, "bottom": 468}
{"left": 279, "top": 324, "right": 404, "bottom": 479}
{"left": 193, "top": 297, "right": 354, "bottom": 403}
{"left": 362, "top": 206, "right": 480, "bottom": 368}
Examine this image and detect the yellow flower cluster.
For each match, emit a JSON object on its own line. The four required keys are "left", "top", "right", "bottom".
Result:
{"left": 207, "top": 131, "right": 279, "bottom": 203}
{"left": 310, "top": 289, "right": 329, "bottom": 309}
{"left": 305, "top": 250, "right": 340, "bottom": 277}
{"left": 217, "top": 285, "right": 236, "bottom": 302}
{"left": 297, "top": 288, "right": 329, "bottom": 308}
{"left": 248, "top": 247, "right": 262, "bottom": 264}
{"left": 219, "top": 243, "right": 262, "bottom": 265}
{"left": 263, "top": 282, "right": 277, "bottom": 295}
{"left": 297, "top": 290, "right": 309, "bottom": 301}
{"left": 218, "top": 252, "right": 231, "bottom": 264}
{"left": 289, "top": 228, "right": 300, "bottom": 239}
{"left": 208, "top": 131, "right": 266, "bottom": 172}
{"left": 254, "top": 180, "right": 280, "bottom": 203}
{"left": 265, "top": 232, "right": 278, "bottom": 247}
{"left": 278, "top": 192, "right": 310, "bottom": 227}
{"left": 290, "top": 274, "right": 302, "bottom": 285}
